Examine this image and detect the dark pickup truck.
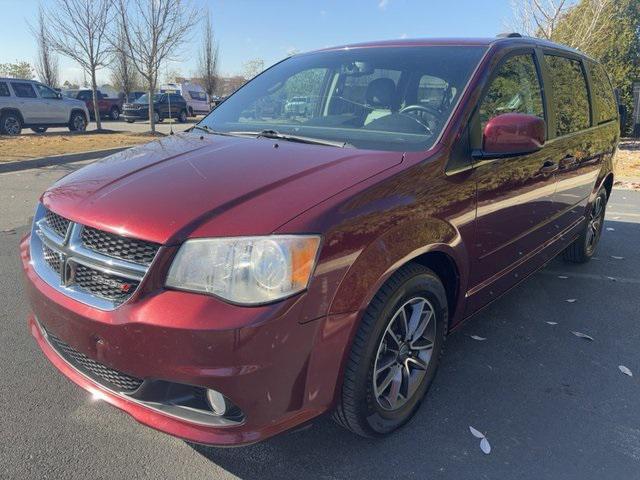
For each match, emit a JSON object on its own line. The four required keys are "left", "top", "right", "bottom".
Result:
{"left": 63, "top": 89, "right": 123, "bottom": 121}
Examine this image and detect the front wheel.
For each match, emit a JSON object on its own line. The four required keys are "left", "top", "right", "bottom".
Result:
{"left": 178, "top": 109, "right": 187, "bottom": 123}
{"left": 68, "top": 112, "right": 87, "bottom": 132}
{"left": 333, "top": 263, "right": 447, "bottom": 437}
{"left": 109, "top": 106, "right": 120, "bottom": 121}
{"left": 1, "top": 112, "right": 23, "bottom": 135}
{"left": 562, "top": 187, "right": 608, "bottom": 263}
{"left": 153, "top": 111, "right": 163, "bottom": 124}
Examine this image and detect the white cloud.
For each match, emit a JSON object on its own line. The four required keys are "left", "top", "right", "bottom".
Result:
{"left": 378, "top": 0, "right": 389, "bottom": 9}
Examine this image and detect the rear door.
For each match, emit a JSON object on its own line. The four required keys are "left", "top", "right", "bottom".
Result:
{"left": 9, "top": 82, "right": 41, "bottom": 124}
{"left": 466, "top": 49, "right": 557, "bottom": 312}
{"left": 541, "top": 53, "right": 615, "bottom": 230}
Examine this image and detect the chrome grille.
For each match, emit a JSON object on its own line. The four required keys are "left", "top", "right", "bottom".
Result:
{"left": 30, "top": 205, "right": 158, "bottom": 310}
{"left": 45, "top": 210, "right": 70, "bottom": 238}
{"left": 81, "top": 226, "right": 159, "bottom": 265}
{"left": 46, "top": 328, "right": 143, "bottom": 393}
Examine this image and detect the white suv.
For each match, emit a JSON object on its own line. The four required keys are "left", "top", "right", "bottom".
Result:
{"left": 0, "top": 78, "right": 89, "bottom": 135}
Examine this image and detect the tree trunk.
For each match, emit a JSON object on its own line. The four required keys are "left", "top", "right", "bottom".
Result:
{"left": 148, "top": 83, "right": 155, "bottom": 133}
{"left": 91, "top": 70, "right": 102, "bottom": 131}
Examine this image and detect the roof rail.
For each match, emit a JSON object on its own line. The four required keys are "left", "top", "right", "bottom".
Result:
{"left": 496, "top": 32, "right": 523, "bottom": 38}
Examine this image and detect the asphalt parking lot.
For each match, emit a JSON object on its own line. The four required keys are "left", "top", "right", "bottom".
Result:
{"left": 21, "top": 117, "right": 202, "bottom": 136}
{"left": 1, "top": 154, "right": 639, "bottom": 479}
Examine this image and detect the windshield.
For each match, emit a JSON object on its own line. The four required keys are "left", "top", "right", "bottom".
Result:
{"left": 135, "top": 93, "right": 164, "bottom": 104}
{"left": 198, "top": 46, "right": 486, "bottom": 151}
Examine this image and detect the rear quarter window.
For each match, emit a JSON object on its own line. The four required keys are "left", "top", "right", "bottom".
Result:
{"left": 544, "top": 55, "right": 591, "bottom": 136}
{"left": 0, "top": 82, "right": 10, "bottom": 97}
{"left": 589, "top": 62, "right": 617, "bottom": 124}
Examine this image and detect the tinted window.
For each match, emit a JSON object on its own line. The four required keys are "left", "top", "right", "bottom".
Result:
{"left": 34, "top": 83, "right": 59, "bottom": 99}
{"left": 169, "top": 94, "right": 183, "bottom": 103}
{"left": 545, "top": 55, "right": 591, "bottom": 135}
{"left": 201, "top": 46, "right": 487, "bottom": 152}
{"left": 188, "top": 90, "right": 207, "bottom": 101}
{"left": 589, "top": 62, "right": 617, "bottom": 124}
{"left": 11, "top": 82, "right": 37, "bottom": 98}
{"left": 0, "top": 82, "right": 9, "bottom": 97}
{"left": 479, "top": 53, "right": 544, "bottom": 129}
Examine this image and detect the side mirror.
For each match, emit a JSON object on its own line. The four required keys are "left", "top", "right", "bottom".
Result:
{"left": 473, "top": 113, "right": 546, "bottom": 160}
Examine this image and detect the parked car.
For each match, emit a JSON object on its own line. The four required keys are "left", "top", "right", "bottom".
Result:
{"left": 284, "top": 96, "right": 311, "bottom": 116}
{"left": 160, "top": 82, "right": 209, "bottom": 117}
{"left": 0, "top": 78, "right": 89, "bottom": 135}
{"left": 22, "top": 35, "right": 619, "bottom": 446}
{"left": 126, "top": 91, "right": 146, "bottom": 103}
{"left": 63, "top": 89, "right": 123, "bottom": 121}
{"left": 121, "top": 93, "right": 188, "bottom": 124}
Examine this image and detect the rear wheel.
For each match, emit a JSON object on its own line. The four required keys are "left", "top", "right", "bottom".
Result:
{"left": 126, "top": 119, "right": 135, "bottom": 124}
{"left": 1, "top": 112, "right": 23, "bottom": 135}
{"left": 31, "top": 127, "right": 48, "bottom": 134}
{"left": 153, "top": 111, "right": 163, "bottom": 124}
{"left": 562, "top": 188, "right": 608, "bottom": 263}
{"left": 178, "top": 109, "right": 187, "bottom": 123}
{"left": 333, "top": 263, "right": 447, "bottom": 437}
{"left": 68, "top": 111, "right": 86, "bottom": 132}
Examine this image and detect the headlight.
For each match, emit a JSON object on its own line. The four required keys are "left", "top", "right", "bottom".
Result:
{"left": 166, "top": 235, "right": 321, "bottom": 305}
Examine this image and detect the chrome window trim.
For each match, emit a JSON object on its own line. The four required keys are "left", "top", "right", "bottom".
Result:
{"left": 30, "top": 204, "right": 156, "bottom": 311}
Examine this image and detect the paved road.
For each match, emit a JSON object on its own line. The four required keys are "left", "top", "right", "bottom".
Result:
{"left": 22, "top": 117, "right": 203, "bottom": 136}
{"left": 1, "top": 158, "right": 640, "bottom": 479}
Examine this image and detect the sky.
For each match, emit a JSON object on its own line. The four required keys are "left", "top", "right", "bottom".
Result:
{"left": 0, "top": 0, "right": 518, "bottom": 85}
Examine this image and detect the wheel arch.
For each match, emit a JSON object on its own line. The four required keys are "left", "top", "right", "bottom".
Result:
{"left": 69, "top": 108, "right": 87, "bottom": 123}
{"left": 0, "top": 107, "right": 25, "bottom": 124}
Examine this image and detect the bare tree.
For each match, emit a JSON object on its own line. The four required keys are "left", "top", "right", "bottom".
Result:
{"left": 32, "top": 7, "right": 60, "bottom": 88}
{"left": 110, "top": 23, "right": 140, "bottom": 102}
{"left": 198, "top": 9, "right": 220, "bottom": 101}
{"left": 509, "top": 0, "right": 614, "bottom": 52}
{"left": 41, "top": 0, "right": 113, "bottom": 130}
{"left": 242, "top": 58, "right": 265, "bottom": 81}
{"left": 115, "top": 0, "right": 197, "bottom": 132}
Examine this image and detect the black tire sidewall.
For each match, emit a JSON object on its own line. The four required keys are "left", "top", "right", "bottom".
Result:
{"left": 584, "top": 189, "right": 608, "bottom": 257}
{"left": 354, "top": 270, "right": 448, "bottom": 435}
{"left": 2, "top": 113, "right": 22, "bottom": 135}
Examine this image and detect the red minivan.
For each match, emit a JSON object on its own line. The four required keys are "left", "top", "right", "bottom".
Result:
{"left": 22, "top": 35, "right": 619, "bottom": 446}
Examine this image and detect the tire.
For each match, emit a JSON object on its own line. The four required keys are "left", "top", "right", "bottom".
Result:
{"left": 109, "top": 106, "right": 120, "bottom": 121}
{"left": 0, "top": 111, "right": 23, "bottom": 135}
{"left": 188, "top": 107, "right": 194, "bottom": 117}
{"left": 31, "top": 127, "right": 48, "bottom": 134}
{"left": 126, "top": 119, "right": 135, "bottom": 124}
{"left": 562, "top": 187, "right": 608, "bottom": 263}
{"left": 178, "top": 109, "right": 187, "bottom": 123}
{"left": 333, "top": 263, "right": 448, "bottom": 437}
{"left": 68, "top": 111, "right": 87, "bottom": 132}
{"left": 153, "top": 111, "right": 163, "bottom": 124}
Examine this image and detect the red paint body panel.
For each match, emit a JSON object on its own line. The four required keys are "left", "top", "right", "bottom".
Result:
{"left": 22, "top": 37, "right": 619, "bottom": 446}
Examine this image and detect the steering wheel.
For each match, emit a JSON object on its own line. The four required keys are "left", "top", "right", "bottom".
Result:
{"left": 399, "top": 105, "right": 441, "bottom": 134}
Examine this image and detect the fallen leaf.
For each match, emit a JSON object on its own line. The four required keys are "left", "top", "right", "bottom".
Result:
{"left": 480, "top": 437, "right": 491, "bottom": 455}
{"left": 606, "top": 227, "right": 615, "bottom": 231}
{"left": 469, "top": 335, "right": 486, "bottom": 341}
{"left": 469, "top": 425, "right": 484, "bottom": 439}
{"left": 566, "top": 299, "right": 577, "bottom": 303}
{"left": 619, "top": 365, "right": 633, "bottom": 377}
{"left": 558, "top": 275, "right": 569, "bottom": 279}
{"left": 1, "top": 229, "right": 16, "bottom": 234}
{"left": 545, "top": 321, "right": 558, "bottom": 325}
{"left": 606, "top": 276, "right": 616, "bottom": 282}
{"left": 611, "top": 256, "right": 624, "bottom": 260}
{"left": 572, "top": 331, "right": 594, "bottom": 341}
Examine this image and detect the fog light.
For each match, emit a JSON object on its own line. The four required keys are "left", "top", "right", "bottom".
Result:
{"left": 206, "top": 389, "right": 227, "bottom": 416}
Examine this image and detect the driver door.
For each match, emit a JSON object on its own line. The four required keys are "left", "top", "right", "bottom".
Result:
{"left": 466, "top": 50, "right": 557, "bottom": 313}
{"left": 34, "top": 83, "right": 67, "bottom": 123}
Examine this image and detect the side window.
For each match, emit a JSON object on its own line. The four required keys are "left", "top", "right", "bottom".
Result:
{"left": 169, "top": 94, "right": 182, "bottom": 103}
{"left": 0, "top": 82, "right": 10, "bottom": 97}
{"left": 34, "top": 84, "right": 59, "bottom": 99}
{"left": 479, "top": 53, "right": 544, "bottom": 129}
{"left": 544, "top": 55, "right": 591, "bottom": 135}
{"left": 11, "top": 82, "right": 37, "bottom": 98}
{"left": 589, "top": 62, "right": 617, "bottom": 124}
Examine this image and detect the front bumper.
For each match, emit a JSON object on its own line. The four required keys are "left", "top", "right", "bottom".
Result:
{"left": 21, "top": 234, "right": 357, "bottom": 446}
{"left": 122, "top": 110, "right": 148, "bottom": 121}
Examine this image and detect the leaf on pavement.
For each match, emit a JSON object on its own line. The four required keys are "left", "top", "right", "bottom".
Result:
{"left": 566, "top": 298, "right": 577, "bottom": 303}
{"left": 606, "top": 276, "right": 616, "bottom": 282}
{"left": 480, "top": 437, "right": 491, "bottom": 455}
{"left": 619, "top": 365, "right": 633, "bottom": 377}
{"left": 545, "top": 321, "right": 558, "bottom": 325}
{"left": 558, "top": 275, "right": 569, "bottom": 279}
{"left": 606, "top": 227, "right": 615, "bottom": 231}
{"left": 611, "top": 256, "right": 624, "bottom": 260}
{"left": 469, "top": 335, "right": 486, "bottom": 341}
{"left": 572, "top": 331, "right": 594, "bottom": 341}
{"left": 469, "top": 425, "right": 485, "bottom": 439}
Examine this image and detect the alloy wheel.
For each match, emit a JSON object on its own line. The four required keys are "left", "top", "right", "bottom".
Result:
{"left": 73, "top": 115, "right": 86, "bottom": 132}
{"left": 373, "top": 297, "right": 436, "bottom": 411}
{"left": 4, "top": 116, "right": 21, "bottom": 135}
{"left": 586, "top": 194, "right": 605, "bottom": 254}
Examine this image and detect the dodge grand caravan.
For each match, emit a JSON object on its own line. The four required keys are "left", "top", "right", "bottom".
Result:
{"left": 22, "top": 35, "right": 619, "bottom": 446}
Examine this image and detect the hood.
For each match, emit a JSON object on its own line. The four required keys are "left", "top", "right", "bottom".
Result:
{"left": 63, "top": 97, "right": 87, "bottom": 109}
{"left": 42, "top": 132, "right": 403, "bottom": 244}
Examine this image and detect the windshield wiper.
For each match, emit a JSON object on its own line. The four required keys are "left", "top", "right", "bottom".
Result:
{"left": 229, "top": 129, "right": 352, "bottom": 148}
{"left": 191, "top": 125, "right": 238, "bottom": 137}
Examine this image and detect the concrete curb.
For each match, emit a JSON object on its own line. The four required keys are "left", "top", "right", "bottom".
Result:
{"left": 0, "top": 146, "right": 130, "bottom": 174}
